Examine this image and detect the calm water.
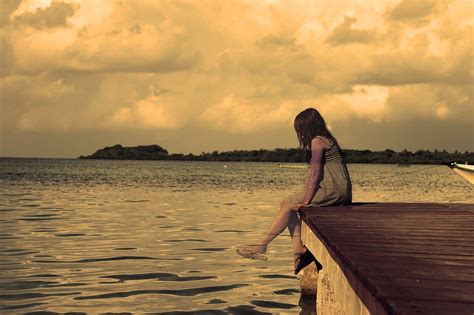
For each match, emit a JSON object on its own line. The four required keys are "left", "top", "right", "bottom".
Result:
{"left": 0, "top": 159, "right": 472, "bottom": 313}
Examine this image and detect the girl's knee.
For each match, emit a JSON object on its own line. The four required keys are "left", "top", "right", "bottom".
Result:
{"left": 279, "top": 201, "right": 293, "bottom": 213}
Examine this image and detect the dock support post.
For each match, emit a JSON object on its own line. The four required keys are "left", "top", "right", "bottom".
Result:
{"left": 298, "top": 262, "right": 318, "bottom": 314}
{"left": 299, "top": 262, "right": 318, "bottom": 296}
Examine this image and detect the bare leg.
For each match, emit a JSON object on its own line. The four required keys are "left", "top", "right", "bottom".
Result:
{"left": 287, "top": 211, "right": 306, "bottom": 255}
{"left": 241, "top": 200, "right": 304, "bottom": 254}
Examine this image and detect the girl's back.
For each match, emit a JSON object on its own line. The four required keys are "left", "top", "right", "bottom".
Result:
{"left": 307, "top": 135, "right": 352, "bottom": 207}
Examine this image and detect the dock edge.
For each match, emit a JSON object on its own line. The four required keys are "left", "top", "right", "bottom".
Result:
{"left": 301, "top": 221, "right": 388, "bottom": 315}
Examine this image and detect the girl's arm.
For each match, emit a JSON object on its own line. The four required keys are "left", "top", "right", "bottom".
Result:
{"left": 300, "top": 139, "right": 326, "bottom": 206}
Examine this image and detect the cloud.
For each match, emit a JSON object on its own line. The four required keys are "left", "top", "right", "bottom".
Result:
{"left": 0, "top": 36, "right": 14, "bottom": 77}
{"left": 5, "top": 1, "right": 200, "bottom": 74}
{"left": 0, "top": 0, "right": 21, "bottom": 27}
{"left": 256, "top": 34, "right": 295, "bottom": 48}
{"left": 353, "top": 53, "right": 446, "bottom": 85}
{"left": 383, "top": 84, "right": 473, "bottom": 123}
{"left": 13, "top": 1, "right": 78, "bottom": 29}
{"left": 10, "top": 72, "right": 194, "bottom": 133}
{"left": 199, "top": 95, "right": 302, "bottom": 134}
{"left": 198, "top": 87, "right": 390, "bottom": 133}
{"left": 105, "top": 94, "right": 184, "bottom": 130}
{"left": 326, "top": 16, "right": 376, "bottom": 45}
{"left": 337, "top": 85, "right": 389, "bottom": 122}
{"left": 386, "top": 0, "right": 451, "bottom": 23}
{"left": 1, "top": 0, "right": 473, "bottom": 157}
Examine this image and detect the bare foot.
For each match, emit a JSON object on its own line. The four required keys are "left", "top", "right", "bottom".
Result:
{"left": 244, "top": 244, "right": 267, "bottom": 254}
{"left": 236, "top": 244, "right": 268, "bottom": 261}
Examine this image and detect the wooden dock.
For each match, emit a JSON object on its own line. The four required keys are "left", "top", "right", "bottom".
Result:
{"left": 299, "top": 202, "right": 474, "bottom": 315}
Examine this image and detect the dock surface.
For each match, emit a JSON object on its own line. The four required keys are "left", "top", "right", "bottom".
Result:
{"left": 299, "top": 202, "right": 474, "bottom": 315}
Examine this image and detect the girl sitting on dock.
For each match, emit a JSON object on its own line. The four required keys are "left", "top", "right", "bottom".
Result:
{"left": 236, "top": 107, "right": 352, "bottom": 274}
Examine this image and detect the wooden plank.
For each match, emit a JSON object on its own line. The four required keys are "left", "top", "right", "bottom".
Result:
{"left": 316, "top": 221, "right": 473, "bottom": 225}
{"left": 368, "top": 275, "right": 474, "bottom": 291}
{"left": 388, "top": 299, "right": 474, "bottom": 315}
{"left": 347, "top": 251, "right": 474, "bottom": 262}
{"left": 303, "top": 206, "right": 473, "bottom": 213}
{"left": 349, "top": 254, "right": 474, "bottom": 267}
{"left": 299, "top": 202, "right": 474, "bottom": 315}
{"left": 334, "top": 243, "right": 474, "bottom": 255}
{"left": 358, "top": 266, "right": 474, "bottom": 282}
{"left": 322, "top": 237, "right": 474, "bottom": 246}
{"left": 317, "top": 234, "right": 474, "bottom": 243}
{"left": 375, "top": 285, "right": 474, "bottom": 303}
{"left": 306, "top": 214, "right": 473, "bottom": 221}
{"left": 318, "top": 226, "right": 474, "bottom": 236}
{"left": 326, "top": 237, "right": 474, "bottom": 246}
{"left": 305, "top": 214, "right": 472, "bottom": 222}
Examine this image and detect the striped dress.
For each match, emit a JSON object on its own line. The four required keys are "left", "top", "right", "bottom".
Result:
{"left": 306, "top": 136, "right": 352, "bottom": 207}
{"left": 284, "top": 135, "right": 352, "bottom": 207}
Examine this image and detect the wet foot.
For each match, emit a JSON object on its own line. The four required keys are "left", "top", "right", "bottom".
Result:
{"left": 244, "top": 244, "right": 267, "bottom": 253}
{"left": 236, "top": 244, "right": 268, "bottom": 261}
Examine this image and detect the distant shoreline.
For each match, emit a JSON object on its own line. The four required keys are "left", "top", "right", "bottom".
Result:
{"left": 74, "top": 144, "right": 474, "bottom": 165}
{"left": 1, "top": 157, "right": 472, "bottom": 166}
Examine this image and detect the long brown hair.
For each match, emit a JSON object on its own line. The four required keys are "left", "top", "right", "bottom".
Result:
{"left": 294, "top": 108, "right": 341, "bottom": 163}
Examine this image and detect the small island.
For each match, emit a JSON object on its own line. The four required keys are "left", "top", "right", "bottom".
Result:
{"left": 79, "top": 144, "right": 168, "bottom": 160}
{"left": 78, "top": 144, "right": 474, "bottom": 165}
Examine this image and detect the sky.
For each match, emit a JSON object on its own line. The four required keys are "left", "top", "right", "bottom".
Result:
{"left": 0, "top": 0, "right": 473, "bottom": 158}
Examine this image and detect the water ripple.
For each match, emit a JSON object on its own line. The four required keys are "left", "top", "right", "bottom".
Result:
{"left": 204, "top": 298, "right": 227, "bottom": 304}
{"left": 75, "top": 284, "right": 248, "bottom": 300}
{"left": 80, "top": 255, "right": 153, "bottom": 263}
{"left": 166, "top": 239, "right": 210, "bottom": 243}
{"left": 258, "top": 274, "right": 297, "bottom": 279}
{"left": 157, "top": 310, "right": 226, "bottom": 315}
{"left": 0, "top": 292, "right": 80, "bottom": 301}
{"left": 251, "top": 300, "right": 297, "bottom": 309}
{"left": 0, "top": 302, "right": 48, "bottom": 311}
{"left": 19, "top": 217, "right": 61, "bottom": 221}
{"left": 54, "top": 233, "right": 86, "bottom": 237}
{"left": 192, "top": 248, "right": 227, "bottom": 252}
{"left": 1, "top": 281, "right": 87, "bottom": 290}
{"left": 99, "top": 272, "right": 216, "bottom": 282}
{"left": 26, "top": 274, "right": 60, "bottom": 278}
{"left": 274, "top": 288, "right": 299, "bottom": 295}
{"left": 31, "top": 256, "right": 167, "bottom": 264}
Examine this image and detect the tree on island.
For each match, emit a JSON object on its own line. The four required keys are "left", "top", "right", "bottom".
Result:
{"left": 79, "top": 144, "right": 474, "bottom": 165}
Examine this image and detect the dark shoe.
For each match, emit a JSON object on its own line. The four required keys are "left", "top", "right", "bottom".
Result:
{"left": 294, "top": 250, "right": 322, "bottom": 274}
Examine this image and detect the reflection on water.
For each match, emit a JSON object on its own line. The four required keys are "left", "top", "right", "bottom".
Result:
{"left": 0, "top": 159, "right": 472, "bottom": 313}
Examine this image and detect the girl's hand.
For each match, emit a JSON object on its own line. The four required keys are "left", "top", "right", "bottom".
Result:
{"left": 291, "top": 202, "right": 307, "bottom": 211}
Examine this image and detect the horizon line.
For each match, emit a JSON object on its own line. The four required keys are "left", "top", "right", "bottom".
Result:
{"left": 1, "top": 146, "right": 473, "bottom": 160}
